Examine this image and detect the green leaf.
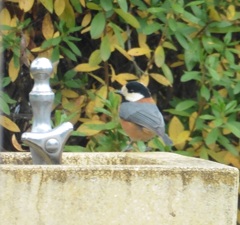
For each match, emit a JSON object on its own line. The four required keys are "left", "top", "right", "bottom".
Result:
{"left": 109, "top": 22, "right": 124, "bottom": 47}
{"left": 69, "top": 0, "right": 82, "bottom": 13}
{"left": 137, "top": 141, "right": 146, "bottom": 152}
{"left": 199, "top": 114, "right": 215, "bottom": 120}
{"left": 181, "top": 71, "right": 201, "bottom": 82}
{"left": 87, "top": 121, "right": 118, "bottom": 130}
{"left": 199, "top": 148, "right": 209, "bottom": 160}
{"left": 94, "top": 107, "right": 112, "bottom": 117}
{"left": 100, "top": 0, "right": 113, "bottom": 11}
{"left": 86, "top": 2, "right": 102, "bottom": 10}
{"left": 207, "top": 67, "right": 220, "bottom": 80}
{"left": 64, "top": 145, "right": 87, "bottom": 152}
{"left": 2, "top": 77, "right": 11, "bottom": 87}
{"left": 233, "top": 81, "right": 240, "bottom": 94}
{"left": 225, "top": 121, "right": 240, "bottom": 138}
{"left": 142, "top": 22, "right": 161, "bottom": 35}
{"left": 176, "top": 100, "right": 196, "bottom": 111}
{"left": 90, "top": 12, "right": 106, "bottom": 39}
{"left": 171, "top": 3, "right": 184, "bottom": 14}
{"left": 51, "top": 46, "right": 60, "bottom": 62}
{"left": 65, "top": 40, "right": 81, "bottom": 56}
{"left": 64, "top": 70, "right": 77, "bottom": 80}
{"left": 175, "top": 32, "right": 189, "bottom": 49}
{"left": 161, "top": 64, "right": 173, "bottom": 83}
{"left": 147, "top": 7, "right": 167, "bottom": 14}
{"left": 225, "top": 100, "right": 237, "bottom": 114}
{"left": 186, "top": 1, "right": 204, "bottom": 7}
{"left": 100, "top": 35, "right": 111, "bottom": 61}
{"left": 89, "top": 50, "right": 102, "bottom": 66}
{"left": 60, "top": 46, "right": 77, "bottom": 61}
{"left": 182, "top": 11, "right": 200, "bottom": 24}
{"left": 114, "top": 8, "right": 140, "bottom": 28}
{"left": 1, "top": 92, "right": 16, "bottom": 104}
{"left": 218, "top": 135, "right": 238, "bottom": 156}
{"left": 200, "top": 85, "right": 210, "bottom": 101}
{"left": 0, "top": 97, "right": 10, "bottom": 115}
{"left": 205, "top": 128, "right": 219, "bottom": 145}
{"left": 118, "top": 0, "right": 128, "bottom": 12}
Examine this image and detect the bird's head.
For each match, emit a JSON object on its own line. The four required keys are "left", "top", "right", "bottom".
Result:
{"left": 116, "top": 81, "right": 151, "bottom": 102}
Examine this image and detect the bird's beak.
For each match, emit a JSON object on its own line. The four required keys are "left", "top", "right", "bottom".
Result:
{"left": 115, "top": 90, "right": 123, "bottom": 95}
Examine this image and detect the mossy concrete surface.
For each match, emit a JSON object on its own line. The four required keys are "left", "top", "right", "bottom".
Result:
{"left": 0, "top": 152, "right": 239, "bottom": 225}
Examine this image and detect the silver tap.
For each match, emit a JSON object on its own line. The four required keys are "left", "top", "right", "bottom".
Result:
{"left": 21, "top": 58, "right": 73, "bottom": 165}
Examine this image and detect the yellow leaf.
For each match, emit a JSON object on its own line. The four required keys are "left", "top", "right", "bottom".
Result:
{"left": 12, "top": 134, "right": 25, "bottom": 151}
{"left": 74, "top": 63, "right": 100, "bottom": 72}
{"left": 9, "top": 57, "right": 20, "bottom": 82}
{"left": 226, "top": 5, "right": 235, "bottom": 20}
{"left": 138, "top": 33, "right": 147, "bottom": 47}
{"left": 77, "top": 120, "right": 104, "bottom": 136}
{"left": 162, "top": 41, "right": 177, "bottom": 51}
{"left": 174, "top": 130, "right": 190, "bottom": 150}
{"left": 139, "top": 74, "right": 149, "bottom": 86}
{"left": 169, "top": 116, "right": 184, "bottom": 141}
{"left": 61, "top": 89, "right": 79, "bottom": 98}
{"left": 59, "top": 0, "right": 75, "bottom": 28}
{"left": 31, "top": 47, "right": 44, "bottom": 52}
{"left": 53, "top": 31, "right": 60, "bottom": 38}
{"left": 114, "top": 73, "right": 138, "bottom": 85}
{"left": 154, "top": 46, "right": 165, "bottom": 68}
{"left": 54, "top": 0, "right": 65, "bottom": 16}
{"left": 89, "top": 50, "right": 102, "bottom": 66}
{"left": 81, "top": 26, "right": 91, "bottom": 34}
{"left": 114, "top": 44, "right": 132, "bottom": 61}
{"left": 39, "top": 0, "right": 54, "bottom": 13}
{"left": 0, "top": 8, "right": 11, "bottom": 25}
{"left": 80, "top": 0, "right": 86, "bottom": 7}
{"left": 170, "top": 61, "right": 185, "bottom": 68}
{"left": 208, "top": 6, "right": 221, "bottom": 21}
{"left": 88, "top": 73, "right": 105, "bottom": 85}
{"left": 224, "top": 152, "right": 240, "bottom": 168}
{"left": 95, "top": 85, "right": 108, "bottom": 108}
{"left": 19, "top": 0, "right": 34, "bottom": 12}
{"left": 127, "top": 47, "right": 151, "bottom": 56}
{"left": 42, "top": 13, "right": 54, "bottom": 39}
{"left": 10, "top": 15, "right": 18, "bottom": 27}
{"left": 218, "top": 88, "right": 228, "bottom": 98}
{"left": 85, "top": 100, "right": 96, "bottom": 118}
{"left": 0, "top": 115, "right": 20, "bottom": 132}
{"left": 150, "top": 73, "right": 172, "bottom": 87}
{"left": 138, "top": 34, "right": 151, "bottom": 59}
{"left": 81, "top": 13, "right": 92, "bottom": 27}
{"left": 189, "top": 112, "right": 198, "bottom": 131}
{"left": 207, "top": 149, "right": 227, "bottom": 164}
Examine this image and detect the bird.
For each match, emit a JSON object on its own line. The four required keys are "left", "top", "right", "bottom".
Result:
{"left": 116, "top": 81, "right": 172, "bottom": 150}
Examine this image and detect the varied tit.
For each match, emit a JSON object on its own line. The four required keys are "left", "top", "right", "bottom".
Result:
{"left": 116, "top": 81, "right": 173, "bottom": 149}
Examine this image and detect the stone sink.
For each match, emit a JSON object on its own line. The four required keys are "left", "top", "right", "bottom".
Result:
{"left": 0, "top": 152, "right": 238, "bottom": 225}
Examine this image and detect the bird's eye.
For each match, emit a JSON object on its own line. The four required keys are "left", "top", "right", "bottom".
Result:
{"left": 129, "top": 89, "right": 134, "bottom": 93}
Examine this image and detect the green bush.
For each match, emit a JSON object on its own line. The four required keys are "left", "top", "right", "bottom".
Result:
{"left": 1, "top": 0, "right": 239, "bottom": 161}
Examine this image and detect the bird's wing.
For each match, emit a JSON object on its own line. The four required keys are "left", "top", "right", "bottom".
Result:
{"left": 119, "top": 102, "right": 165, "bottom": 134}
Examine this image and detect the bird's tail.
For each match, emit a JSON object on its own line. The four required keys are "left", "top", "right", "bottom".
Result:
{"left": 162, "top": 134, "right": 173, "bottom": 146}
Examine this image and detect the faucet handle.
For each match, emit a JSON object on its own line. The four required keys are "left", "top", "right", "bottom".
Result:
{"left": 22, "top": 122, "right": 73, "bottom": 164}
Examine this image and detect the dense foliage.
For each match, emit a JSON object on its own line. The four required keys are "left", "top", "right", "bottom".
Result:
{"left": 1, "top": 1, "right": 240, "bottom": 163}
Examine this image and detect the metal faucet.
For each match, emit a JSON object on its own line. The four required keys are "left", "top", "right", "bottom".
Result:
{"left": 21, "top": 58, "right": 73, "bottom": 165}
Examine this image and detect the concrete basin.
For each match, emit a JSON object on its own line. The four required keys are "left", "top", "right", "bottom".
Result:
{"left": 0, "top": 152, "right": 238, "bottom": 225}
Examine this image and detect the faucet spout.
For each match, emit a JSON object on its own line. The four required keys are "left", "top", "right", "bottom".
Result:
{"left": 22, "top": 122, "right": 73, "bottom": 164}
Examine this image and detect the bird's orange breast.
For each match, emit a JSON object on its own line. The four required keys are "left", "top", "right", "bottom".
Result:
{"left": 120, "top": 119, "right": 156, "bottom": 142}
